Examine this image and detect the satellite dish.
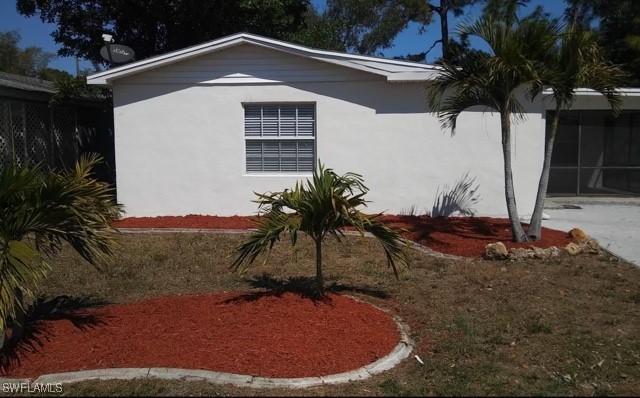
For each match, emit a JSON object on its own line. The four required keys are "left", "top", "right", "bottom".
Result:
{"left": 100, "top": 44, "right": 136, "bottom": 63}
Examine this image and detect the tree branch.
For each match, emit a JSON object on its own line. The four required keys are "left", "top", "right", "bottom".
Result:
{"left": 425, "top": 39, "right": 443, "bottom": 57}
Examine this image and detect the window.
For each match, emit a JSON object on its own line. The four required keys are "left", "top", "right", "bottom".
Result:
{"left": 244, "top": 104, "right": 315, "bottom": 173}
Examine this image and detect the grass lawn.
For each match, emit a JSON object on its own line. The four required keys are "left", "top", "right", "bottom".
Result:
{"left": 18, "top": 232, "right": 640, "bottom": 396}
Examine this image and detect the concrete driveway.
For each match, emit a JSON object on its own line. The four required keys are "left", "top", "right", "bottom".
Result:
{"left": 542, "top": 197, "right": 640, "bottom": 266}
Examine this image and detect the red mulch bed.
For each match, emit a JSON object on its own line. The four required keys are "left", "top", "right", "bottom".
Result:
{"left": 1, "top": 293, "right": 399, "bottom": 379}
{"left": 112, "top": 215, "right": 258, "bottom": 230}
{"left": 380, "top": 215, "right": 572, "bottom": 258}
{"left": 112, "top": 214, "right": 571, "bottom": 258}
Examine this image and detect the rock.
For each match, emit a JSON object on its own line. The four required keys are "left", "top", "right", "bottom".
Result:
{"left": 533, "top": 247, "right": 547, "bottom": 259}
{"left": 508, "top": 247, "right": 534, "bottom": 261}
{"left": 504, "top": 245, "right": 563, "bottom": 261}
{"left": 568, "top": 228, "right": 588, "bottom": 242}
{"left": 543, "top": 246, "right": 560, "bottom": 258}
{"left": 565, "top": 242, "right": 582, "bottom": 256}
{"left": 484, "top": 242, "right": 508, "bottom": 260}
{"left": 580, "top": 238, "right": 601, "bottom": 254}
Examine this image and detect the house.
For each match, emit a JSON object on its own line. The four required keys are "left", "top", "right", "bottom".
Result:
{"left": 87, "top": 33, "right": 640, "bottom": 218}
{"left": 0, "top": 71, "right": 115, "bottom": 183}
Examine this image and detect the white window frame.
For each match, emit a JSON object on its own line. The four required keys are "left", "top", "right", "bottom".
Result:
{"left": 243, "top": 103, "right": 316, "bottom": 175}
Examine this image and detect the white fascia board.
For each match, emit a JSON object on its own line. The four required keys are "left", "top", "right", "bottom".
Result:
{"left": 386, "top": 72, "right": 440, "bottom": 82}
{"left": 347, "top": 59, "right": 442, "bottom": 72}
{"left": 542, "top": 87, "right": 640, "bottom": 96}
{"left": 87, "top": 33, "right": 441, "bottom": 86}
{"left": 87, "top": 36, "right": 246, "bottom": 85}
{"left": 208, "top": 39, "right": 437, "bottom": 81}
{"left": 241, "top": 34, "right": 440, "bottom": 70}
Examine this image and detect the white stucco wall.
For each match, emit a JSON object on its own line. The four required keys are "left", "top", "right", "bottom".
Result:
{"left": 111, "top": 47, "right": 545, "bottom": 218}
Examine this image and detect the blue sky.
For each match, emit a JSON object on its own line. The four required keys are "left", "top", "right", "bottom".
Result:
{"left": 0, "top": 0, "right": 567, "bottom": 75}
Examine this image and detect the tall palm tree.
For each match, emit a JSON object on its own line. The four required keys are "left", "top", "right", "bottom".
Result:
{"left": 0, "top": 154, "right": 122, "bottom": 347}
{"left": 427, "top": 15, "right": 560, "bottom": 242}
{"left": 527, "top": 26, "right": 626, "bottom": 240}
{"left": 232, "top": 162, "right": 408, "bottom": 295}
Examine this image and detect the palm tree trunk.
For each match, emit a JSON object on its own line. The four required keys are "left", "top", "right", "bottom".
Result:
{"left": 315, "top": 238, "right": 324, "bottom": 295}
{"left": 501, "top": 111, "right": 529, "bottom": 242}
{"left": 3, "top": 289, "right": 27, "bottom": 348}
{"left": 439, "top": 1, "right": 450, "bottom": 61}
{"left": 10, "top": 289, "right": 26, "bottom": 344}
{"left": 528, "top": 105, "right": 561, "bottom": 241}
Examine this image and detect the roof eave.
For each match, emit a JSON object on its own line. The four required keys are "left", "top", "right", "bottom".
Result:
{"left": 86, "top": 33, "right": 440, "bottom": 86}
{"left": 386, "top": 72, "right": 439, "bottom": 82}
{"left": 87, "top": 36, "right": 248, "bottom": 86}
{"left": 541, "top": 88, "right": 640, "bottom": 97}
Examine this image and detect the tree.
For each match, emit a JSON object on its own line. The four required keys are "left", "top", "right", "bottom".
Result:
{"left": 397, "top": 0, "right": 529, "bottom": 63}
{"left": 0, "top": 155, "right": 122, "bottom": 348}
{"left": 36, "top": 67, "right": 73, "bottom": 82}
{"left": 296, "top": 1, "right": 481, "bottom": 61}
{"left": 289, "top": 6, "right": 347, "bottom": 52}
{"left": 293, "top": 0, "right": 430, "bottom": 55}
{"left": 481, "top": 0, "right": 532, "bottom": 24}
{"left": 0, "top": 30, "right": 55, "bottom": 77}
{"left": 527, "top": 26, "right": 625, "bottom": 240}
{"left": 232, "top": 163, "right": 408, "bottom": 295}
{"left": 565, "top": 0, "right": 640, "bottom": 86}
{"left": 322, "top": 0, "right": 430, "bottom": 55}
{"left": 425, "top": 0, "right": 483, "bottom": 61}
{"left": 16, "top": 0, "right": 311, "bottom": 66}
{"left": 426, "top": 15, "right": 560, "bottom": 242}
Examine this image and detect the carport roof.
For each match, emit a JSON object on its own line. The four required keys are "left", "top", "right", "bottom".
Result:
{"left": 0, "top": 71, "right": 56, "bottom": 94}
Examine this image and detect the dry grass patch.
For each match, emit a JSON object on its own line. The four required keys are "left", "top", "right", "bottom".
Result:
{"left": 20, "top": 232, "right": 640, "bottom": 396}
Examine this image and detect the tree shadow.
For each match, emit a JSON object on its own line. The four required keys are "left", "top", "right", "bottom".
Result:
{"left": 387, "top": 208, "right": 527, "bottom": 251}
{"left": 428, "top": 172, "right": 481, "bottom": 218}
{"left": 394, "top": 215, "right": 514, "bottom": 244}
{"left": 223, "top": 273, "right": 391, "bottom": 304}
{"left": 468, "top": 217, "right": 500, "bottom": 236}
{"left": 0, "top": 295, "right": 110, "bottom": 375}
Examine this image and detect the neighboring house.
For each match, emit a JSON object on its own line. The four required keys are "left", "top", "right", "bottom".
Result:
{"left": 87, "top": 33, "right": 640, "bottom": 218}
{"left": 0, "top": 71, "right": 115, "bottom": 183}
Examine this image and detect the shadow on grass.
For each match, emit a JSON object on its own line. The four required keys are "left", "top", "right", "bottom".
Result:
{"left": 0, "top": 295, "right": 110, "bottom": 375}
{"left": 224, "top": 273, "right": 391, "bottom": 304}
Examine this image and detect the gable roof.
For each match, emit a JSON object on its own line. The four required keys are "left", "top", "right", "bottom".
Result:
{"left": 87, "top": 33, "right": 441, "bottom": 85}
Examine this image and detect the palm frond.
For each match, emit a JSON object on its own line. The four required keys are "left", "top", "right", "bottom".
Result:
{"left": 0, "top": 241, "right": 48, "bottom": 333}
{"left": 546, "top": 26, "right": 626, "bottom": 114}
{"left": 231, "top": 211, "right": 299, "bottom": 273}
{"left": 427, "top": 16, "right": 560, "bottom": 135}
{"left": 349, "top": 211, "right": 409, "bottom": 280}
{"left": 231, "top": 161, "right": 409, "bottom": 285}
{"left": 0, "top": 154, "right": 121, "bottom": 336}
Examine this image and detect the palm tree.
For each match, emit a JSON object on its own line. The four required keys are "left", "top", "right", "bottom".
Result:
{"left": 231, "top": 162, "right": 408, "bottom": 295}
{"left": 426, "top": 15, "right": 560, "bottom": 242}
{"left": 0, "top": 154, "right": 122, "bottom": 347}
{"left": 527, "top": 26, "right": 626, "bottom": 240}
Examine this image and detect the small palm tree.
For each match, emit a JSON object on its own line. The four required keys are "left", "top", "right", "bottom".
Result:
{"left": 0, "top": 154, "right": 122, "bottom": 347}
{"left": 527, "top": 25, "right": 626, "bottom": 240}
{"left": 231, "top": 162, "right": 408, "bottom": 295}
{"left": 427, "top": 15, "right": 561, "bottom": 242}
